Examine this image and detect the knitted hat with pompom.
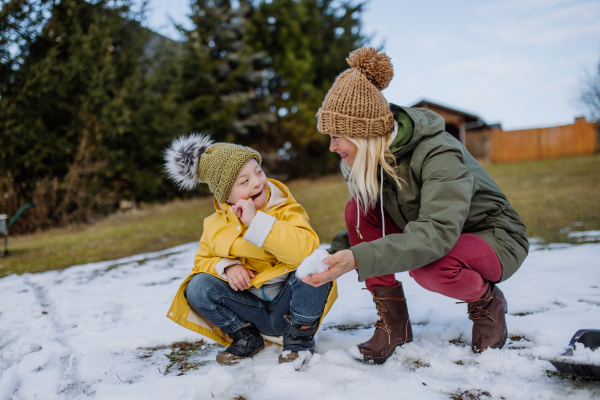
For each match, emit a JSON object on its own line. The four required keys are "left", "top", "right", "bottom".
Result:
{"left": 163, "top": 133, "right": 261, "bottom": 204}
{"left": 316, "top": 47, "right": 394, "bottom": 138}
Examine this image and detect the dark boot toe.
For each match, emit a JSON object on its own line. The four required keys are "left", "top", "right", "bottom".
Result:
{"left": 468, "top": 284, "right": 508, "bottom": 353}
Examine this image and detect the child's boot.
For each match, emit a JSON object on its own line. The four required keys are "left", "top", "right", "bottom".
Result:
{"left": 216, "top": 323, "right": 265, "bottom": 365}
{"left": 278, "top": 315, "right": 319, "bottom": 363}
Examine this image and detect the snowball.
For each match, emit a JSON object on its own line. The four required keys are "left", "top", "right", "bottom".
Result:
{"left": 295, "top": 249, "right": 331, "bottom": 279}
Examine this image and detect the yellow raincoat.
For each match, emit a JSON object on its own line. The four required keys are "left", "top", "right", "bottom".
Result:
{"left": 167, "top": 178, "right": 338, "bottom": 346}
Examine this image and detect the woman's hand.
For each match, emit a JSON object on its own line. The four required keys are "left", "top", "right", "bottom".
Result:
{"left": 299, "top": 249, "right": 357, "bottom": 287}
{"left": 231, "top": 199, "right": 257, "bottom": 226}
{"left": 224, "top": 264, "right": 256, "bottom": 291}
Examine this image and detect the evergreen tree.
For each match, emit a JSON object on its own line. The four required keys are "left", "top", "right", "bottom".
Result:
{"left": 0, "top": 0, "right": 153, "bottom": 231}
{"left": 0, "top": 0, "right": 370, "bottom": 234}
{"left": 171, "top": 0, "right": 274, "bottom": 145}
{"left": 246, "top": 0, "right": 367, "bottom": 178}
{"left": 0, "top": 0, "right": 54, "bottom": 91}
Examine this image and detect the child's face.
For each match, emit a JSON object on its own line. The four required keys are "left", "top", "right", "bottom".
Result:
{"left": 226, "top": 159, "right": 269, "bottom": 209}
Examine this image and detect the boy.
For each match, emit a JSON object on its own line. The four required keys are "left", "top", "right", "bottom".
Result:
{"left": 164, "top": 134, "right": 337, "bottom": 365}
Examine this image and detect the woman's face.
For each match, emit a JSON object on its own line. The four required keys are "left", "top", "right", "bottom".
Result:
{"left": 328, "top": 134, "right": 357, "bottom": 167}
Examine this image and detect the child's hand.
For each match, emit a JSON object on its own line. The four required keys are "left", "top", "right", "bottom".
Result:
{"left": 224, "top": 264, "right": 256, "bottom": 291}
{"left": 231, "top": 199, "right": 257, "bottom": 226}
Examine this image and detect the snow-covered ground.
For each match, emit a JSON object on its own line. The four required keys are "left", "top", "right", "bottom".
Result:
{"left": 1, "top": 238, "right": 600, "bottom": 400}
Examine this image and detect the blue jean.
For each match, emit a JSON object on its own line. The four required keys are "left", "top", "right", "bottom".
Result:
{"left": 185, "top": 273, "right": 332, "bottom": 335}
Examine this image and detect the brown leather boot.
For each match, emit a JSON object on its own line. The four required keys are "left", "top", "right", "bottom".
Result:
{"left": 465, "top": 283, "right": 508, "bottom": 353}
{"left": 357, "top": 281, "right": 413, "bottom": 364}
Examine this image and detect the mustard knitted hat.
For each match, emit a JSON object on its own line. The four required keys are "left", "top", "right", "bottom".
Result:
{"left": 316, "top": 47, "right": 394, "bottom": 137}
{"left": 164, "top": 133, "right": 262, "bottom": 204}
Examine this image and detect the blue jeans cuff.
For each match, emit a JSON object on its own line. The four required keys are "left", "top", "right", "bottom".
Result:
{"left": 290, "top": 312, "right": 320, "bottom": 326}
{"left": 220, "top": 316, "right": 245, "bottom": 334}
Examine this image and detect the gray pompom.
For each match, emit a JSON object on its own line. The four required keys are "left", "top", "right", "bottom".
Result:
{"left": 164, "top": 133, "right": 213, "bottom": 190}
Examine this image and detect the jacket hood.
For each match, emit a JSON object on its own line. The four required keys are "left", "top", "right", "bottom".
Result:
{"left": 390, "top": 104, "right": 446, "bottom": 157}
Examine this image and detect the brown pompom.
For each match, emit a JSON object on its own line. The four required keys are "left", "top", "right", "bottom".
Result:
{"left": 347, "top": 47, "right": 394, "bottom": 90}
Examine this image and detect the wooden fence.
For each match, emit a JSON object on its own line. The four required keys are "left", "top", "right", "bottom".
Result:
{"left": 465, "top": 119, "right": 597, "bottom": 163}
{"left": 465, "top": 130, "right": 491, "bottom": 162}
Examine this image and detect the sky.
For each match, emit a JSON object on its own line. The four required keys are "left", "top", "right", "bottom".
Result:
{"left": 140, "top": 0, "right": 600, "bottom": 130}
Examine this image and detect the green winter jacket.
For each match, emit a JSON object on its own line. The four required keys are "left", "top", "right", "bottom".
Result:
{"left": 330, "top": 104, "right": 529, "bottom": 283}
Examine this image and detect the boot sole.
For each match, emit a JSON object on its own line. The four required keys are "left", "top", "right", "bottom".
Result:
{"left": 216, "top": 342, "right": 266, "bottom": 365}
{"left": 495, "top": 297, "right": 509, "bottom": 349}
{"left": 358, "top": 339, "right": 413, "bottom": 365}
{"left": 498, "top": 297, "right": 508, "bottom": 348}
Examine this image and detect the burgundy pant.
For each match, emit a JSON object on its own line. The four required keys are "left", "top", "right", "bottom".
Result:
{"left": 345, "top": 198, "right": 502, "bottom": 302}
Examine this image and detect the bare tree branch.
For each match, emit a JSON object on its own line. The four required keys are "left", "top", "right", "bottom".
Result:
{"left": 579, "top": 57, "right": 600, "bottom": 121}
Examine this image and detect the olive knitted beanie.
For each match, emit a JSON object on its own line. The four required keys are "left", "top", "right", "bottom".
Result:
{"left": 164, "top": 133, "right": 262, "bottom": 204}
{"left": 316, "top": 47, "right": 395, "bottom": 137}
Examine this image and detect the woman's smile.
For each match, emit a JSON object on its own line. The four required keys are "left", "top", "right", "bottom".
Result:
{"left": 328, "top": 134, "right": 357, "bottom": 167}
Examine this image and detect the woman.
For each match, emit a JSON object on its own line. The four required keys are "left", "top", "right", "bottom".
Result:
{"left": 301, "top": 48, "right": 529, "bottom": 364}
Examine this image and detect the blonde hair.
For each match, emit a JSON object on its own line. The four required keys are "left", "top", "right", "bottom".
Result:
{"left": 341, "top": 135, "right": 404, "bottom": 215}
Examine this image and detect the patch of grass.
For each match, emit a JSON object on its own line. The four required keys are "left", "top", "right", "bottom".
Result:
{"left": 449, "top": 389, "right": 492, "bottom": 400}
{"left": 409, "top": 358, "right": 430, "bottom": 369}
{"left": 507, "top": 335, "right": 530, "bottom": 349}
{"left": 138, "top": 340, "right": 218, "bottom": 376}
{"left": 0, "top": 175, "right": 349, "bottom": 277}
{"left": 511, "top": 312, "right": 534, "bottom": 317}
{"left": 0, "top": 197, "right": 215, "bottom": 278}
{"left": 322, "top": 323, "right": 374, "bottom": 331}
{"left": 163, "top": 340, "right": 211, "bottom": 376}
{"left": 545, "top": 369, "right": 567, "bottom": 379}
{"left": 455, "top": 360, "right": 464, "bottom": 365}
{"left": 449, "top": 339, "right": 468, "bottom": 347}
{"left": 508, "top": 335, "right": 529, "bottom": 342}
{"left": 2, "top": 155, "right": 599, "bottom": 276}
{"left": 483, "top": 154, "right": 600, "bottom": 243}
{"left": 138, "top": 344, "right": 170, "bottom": 351}
{"left": 284, "top": 174, "right": 350, "bottom": 242}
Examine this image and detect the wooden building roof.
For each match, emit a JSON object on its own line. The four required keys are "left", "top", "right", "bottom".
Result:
{"left": 411, "top": 99, "right": 490, "bottom": 130}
